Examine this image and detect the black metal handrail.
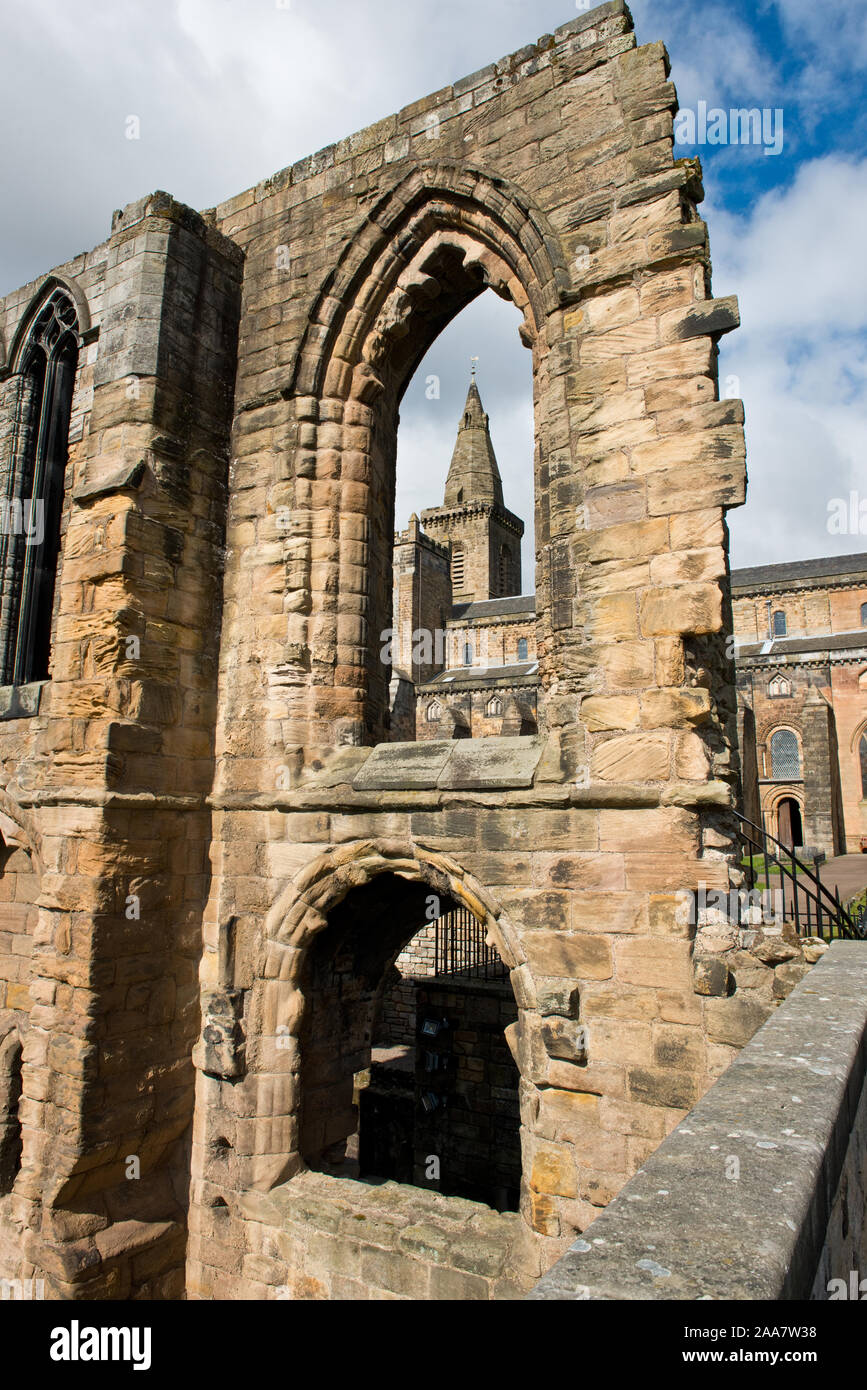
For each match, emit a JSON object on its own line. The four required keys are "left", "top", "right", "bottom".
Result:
{"left": 738, "top": 814, "right": 864, "bottom": 941}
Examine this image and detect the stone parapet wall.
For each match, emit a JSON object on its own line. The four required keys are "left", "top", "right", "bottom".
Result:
{"left": 210, "top": 1169, "right": 527, "bottom": 1301}
{"left": 529, "top": 941, "right": 867, "bottom": 1300}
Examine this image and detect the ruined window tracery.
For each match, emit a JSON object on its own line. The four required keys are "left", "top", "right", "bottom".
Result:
{"left": 0, "top": 288, "right": 78, "bottom": 686}
{"left": 0, "top": 1030, "right": 23, "bottom": 1195}
{"left": 767, "top": 673, "right": 791, "bottom": 697}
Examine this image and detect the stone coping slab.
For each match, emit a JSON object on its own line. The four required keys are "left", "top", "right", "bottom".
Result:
{"left": 350, "top": 736, "right": 546, "bottom": 792}
{"left": 528, "top": 942, "right": 867, "bottom": 1301}
{"left": 0, "top": 681, "right": 46, "bottom": 721}
{"left": 352, "top": 741, "right": 454, "bottom": 790}
{"left": 437, "top": 735, "right": 544, "bottom": 790}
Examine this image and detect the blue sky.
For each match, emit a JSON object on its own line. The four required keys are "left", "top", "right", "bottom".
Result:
{"left": 1, "top": 0, "right": 864, "bottom": 575}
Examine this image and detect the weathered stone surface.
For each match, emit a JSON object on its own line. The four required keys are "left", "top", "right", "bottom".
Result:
{"left": 692, "top": 956, "right": 730, "bottom": 997}
{"left": 437, "top": 736, "right": 544, "bottom": 789}
{"left": 530, "top": 945, "right": 867, "bottom": 1302}
{"left": 353, "top": 741, "right": 453, "bottom": 789}
{"left": 0, "top": 1, "right": 755, "bottom": 1306}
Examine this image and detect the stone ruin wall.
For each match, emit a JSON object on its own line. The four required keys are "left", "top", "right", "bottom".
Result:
{"left": 0, "top": 0, "right": 814, "bottom": 1300}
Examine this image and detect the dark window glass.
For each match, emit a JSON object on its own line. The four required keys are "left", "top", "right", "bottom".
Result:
{"left": 770, "top": 729, "right": 800, "bottom": 778}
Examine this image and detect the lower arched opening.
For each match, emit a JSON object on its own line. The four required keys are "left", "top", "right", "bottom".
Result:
{"left": 300, "top": 871, "right": 521, "bottom": 1212}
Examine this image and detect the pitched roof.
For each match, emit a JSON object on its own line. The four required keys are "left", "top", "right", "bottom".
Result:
{"left": 418, "top": 660, "right": 540, "bottom": 691}
{"left": 451, "top": 594, "right": 536, "bottom": 621}
{"left": 731, "top": 553, "right": 867, "bottom": 591}
{"left": 736, "top": 631, "right": 867, "bottom": 658}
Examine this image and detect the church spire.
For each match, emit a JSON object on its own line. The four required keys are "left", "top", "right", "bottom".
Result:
{"left": 442, "top": 375, "right": 504, "bottom": 509}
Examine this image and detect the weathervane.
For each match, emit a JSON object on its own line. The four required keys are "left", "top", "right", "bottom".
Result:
{"left": 470, "top": 355, "right": 479, "bottom": 377}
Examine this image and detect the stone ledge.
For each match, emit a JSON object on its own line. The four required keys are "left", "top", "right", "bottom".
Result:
{"left": 528, "top": 942, "right": 867, "bottom": 1300}
{"left": 0, "top": 681, "right": 46, "bottom": 721}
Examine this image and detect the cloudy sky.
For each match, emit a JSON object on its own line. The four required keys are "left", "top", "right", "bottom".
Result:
{"left": 1, "top": 0, "right": 865, "bottom": 581}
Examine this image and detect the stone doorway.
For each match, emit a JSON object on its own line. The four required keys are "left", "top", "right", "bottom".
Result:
{"left": 778, "top": 796, "right": 804, "bottom": 848}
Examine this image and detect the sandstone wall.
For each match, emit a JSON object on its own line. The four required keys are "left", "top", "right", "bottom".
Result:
{"left": 0, "top": 0, "right": 759, "bottom": 1301}
{"left": 187, "top": 0, "right": 751, "bottom": 1297}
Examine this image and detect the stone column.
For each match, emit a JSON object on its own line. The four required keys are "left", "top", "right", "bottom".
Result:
{"left": 16, "top": 192, "right": 243, "bottom": 1298}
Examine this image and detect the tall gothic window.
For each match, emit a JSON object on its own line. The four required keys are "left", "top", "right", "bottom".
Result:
{"left": 1, "top": 289, "right": 78, "bottom": 686}
{"left": 860, "top": 732, "right": 867, "bottom": 800}
{"left": 517, "top": 637, "right": 528, "bottom": 662}
{"left": 770, "top": 728, "right": 800, "bottom": 779}
{"left": 772, "top": 609, "right": 787, "bottom": 637}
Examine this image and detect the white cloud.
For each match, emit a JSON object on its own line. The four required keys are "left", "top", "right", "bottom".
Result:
{"left": 2, "top": 2, "right": 863, "bottom": 578}
{"left": 709, "top": 156, "right": 867, "bottom": 566}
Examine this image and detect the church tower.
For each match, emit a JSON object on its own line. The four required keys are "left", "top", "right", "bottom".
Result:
{"left": 420, "top": 375, "right": 524, "bottom": 603}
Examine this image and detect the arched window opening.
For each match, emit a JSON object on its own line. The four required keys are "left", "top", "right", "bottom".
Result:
{"left": 426, "top": 700, "right": 442, "bottom": 723}
{"left": 1, "top": 289, "right": 79, "bottom": 687}
{"left": 768, "top": 673, "right": 791, "bottom": 698}
{"left": 301, "top": 873, "right": 520, "bottom": 1212}
{"left": 860, "top": 602, "right": 867, "bottom": 627}
{"left": 770, "top": 728, "right": 800, "bottom": 779}
{"left": 517, "top": 637, "right": 528, "bottom": 662}
{"left": 486, "top": 695, "right": 503, "bottom": 717}
{"left": 860, "top": 732, "right": 867, "bottom": 799}
{"left": 0, "top": 1031, "right": 24, "bottom": 1196}
{"left": 462, "top": 643, "right": 473, "bottom": 667}
{"left": 389, "top": 283, "right": 536, "bottom": 746}
{"left": 772, "top": 610, "right": 787, "bottom": 637}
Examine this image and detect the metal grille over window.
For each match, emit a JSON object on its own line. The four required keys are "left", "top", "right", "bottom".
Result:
{"left": 434, "top": 907, "right": 508, "bottom": 981}
{"left": 770, "top": 728, "right": 800, "bottom": 778}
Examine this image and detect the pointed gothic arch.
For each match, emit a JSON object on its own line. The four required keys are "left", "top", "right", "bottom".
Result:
{"left": 0, "top": 284, "right": 80, "bottom": 687}
{"left": 280, "top": 166, "right": 564, "bottom": 753}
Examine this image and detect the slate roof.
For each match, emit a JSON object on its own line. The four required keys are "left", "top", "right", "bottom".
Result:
{"left": 418, "top": 660, "right": 540, "bottom": 691}
{"left": 731, "top": 553, "right": 867, "bottom": 591}
{"left": 736, "top": 632, "right": 867, "bottom": 658}
{"left": 450, "top": 594, "right": 536, "bottom": 621}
